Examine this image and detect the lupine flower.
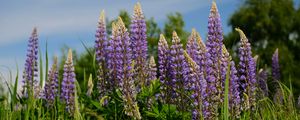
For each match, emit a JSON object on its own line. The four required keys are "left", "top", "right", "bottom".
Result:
{"left": 186, "top": 29, "right": 208, "bottom": 77}
{"left": 107, "top": 22, "right": 120, "bottom": 89}
{"left": 169, "top": 31, "right": 189, "bottom": 111}
{"left": 22, "top": 27, "right": 39, "bottom": 98}
{"left": 94, "top": 10, "right": 109, "bottom": 99}
{"left": 86, "top": 74, "right": 94, "bottom": 97}
{"left": 157, "top": 34, "right": 169, "bottom": 103}
{"left": 183, "top": 51, "right": 207, "bottom": 120}
{"left": 114, "top": 18, "right": 132, "bottom": 90}
{"left": 272, "top": 48, "right": 280, "bottom": 81}
{"left": 147, "top": 56, "right": 157, "bottom": 85}
{"left": 110, "top": 18, "right": 141, "bottom": 119}
{"left": 204, "top": 1, "right": 224, "bottom": 118}
{"left": 194, "top": 31, "right": 211, "bottom": 119}
{"left": 257, "top": 69, "right": 268, "bottom": 98}
{"left": 43, "top": 56, "right": 59, "bottom": 107}
{"left": 220, "top": 45, "right": 230, "bottom": 102}
{"left": 122, "top": 61, "right": 141, "bottom": 120}
{"left": 272, "top": 49, "right": 283, "bottom": 104}
{"left": 130, "top": 2, "right": 148, "bottom": 87}
{"left": 95, "top": 10, "right": 108, "bottom": 65}
{"left": 146, "top": 56, "right": 157, "bottom": 110}
{"left": 195, "top": 32, "right": 208, "bottom": 78}
{"left": 186, "top": 29, "right": 201, "bottom": 65}
{"left": 236, "top": 28, "right": 257, "bottom": 111}
{"left": 61, "top": 49, "right": 76, "bottom": 115}
{"left": 229, "top": 61, "right": 241, "bottom": 118}
{"left": 222, "top": 46, "right": 241, "bottom": 118}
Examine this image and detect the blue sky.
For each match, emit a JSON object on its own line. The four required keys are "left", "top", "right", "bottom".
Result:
{"left": 0, "top": 0, "right": 299, "bottom": 85}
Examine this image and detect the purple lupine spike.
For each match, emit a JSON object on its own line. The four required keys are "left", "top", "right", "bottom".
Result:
{"left": 22, "top": 27, "right": 39, "bottom": 98}
{"left": 86, "top": 74, "right": 94, "bottom": 97}
{"left": 146, "top": 56, "right": 157, "bottom": 110}
{"left": 114, "top": 17, "right": 132, "bottom": 90}
{"left": 130, "top": 3, "right": 148, "bottom": 88}
{"left": 184, "top": 51, "right": 207, "bottom": 120}
{"left": 272, "top": 48, "right": 280, "bottom": 81}
{"left": 186, "top": 29, "right": 200, "bottom": 64}
{"left": 112, "top": 18, "right": 141, "bottom": 119}
{"left": 147, "top": 56, "right": 157, "bottom": 85}
{"left": 195, "top": 32, "right": 208, "bottom": 78}
{"left": 107, "top": 22, "right": 120, "bottom": 89}
{"left": 257, "top": 69, "right": 268, "bottom": 97}
{"left": 157, "top": 34, "right": 169, "bottom": 103}
{"left": 204, "top": 2, "right": 224, "bottom": 118}
{"left": 236, "top": 28, "right": 257, "bottom": 111}
{"left": 131, "top": 3, "right": 147, "bottom": 63}
{"left": 95, "top": 10, "right": 108, "bottom": 64}
{"left": 44, "top": 56, "right": 59, "bottom": 107}
{"left": 61, "top": 49, "right": 76, "bottom": 115}
{"left": 229, "top": 60, "right": 241, "bottom": 118}
{"left": 222, "top": 47, "right": 241, "bottom": 118}
{"left": 220, "top": 45, "right": 230, "bottom": 103}
{"left": 94, "top": 10, "right": 109, "bottom": 99}
{"left": 272, "top": 49, "right": 282, "bottom": 104}
{"left": 169, "top": 31, "right": 189, "bottom": 111}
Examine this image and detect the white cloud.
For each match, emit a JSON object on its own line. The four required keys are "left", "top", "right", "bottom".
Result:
{"left": 0, "top": 0, "right": 220, "bottom": 46}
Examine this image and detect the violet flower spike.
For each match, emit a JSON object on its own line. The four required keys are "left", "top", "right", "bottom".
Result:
{"left": 95, "top": 10, "right": 108, "bottom": 64}
{"left": 145, "top": 56, "right": 157, "bottom": 110}
{"left": 22, "top": 27, "right": 39, "bottom": 98}
{"left": 257, "top": 69, "right": 268, "bottom": 97}
{"left": 236, "top": 28, "right": 257, "bottom": 110}
{"left": 184, "top": 51, "right": 207, "bottom": 120}
{"left": 204, "top": 2, "right": 224, "bottom": 118}
{"left": 44, "top": 56, "right": 59, "bottom": 107}
{"left": 169, "top": 31, "right": 189, "bottom": 111}
{"left": 113, "top": 18, "right": 141, "bottom": 119}
{"left": 223, "top": 47, "right": 241, "bottom": 118}
{"left": 272, "top": 48, "right": 280, "bottom": 81}
{"left": 157, "top": 34, "right": 169, "bottom": 103}
{"left": 130, "top": 2, "right": 148, "bottom": 87}
{"left": 147, "top": 56, "right": 157, "bottom": 85}
{"left": 95, "top": 10, "right": 110, "bottom": 99}
{"left": 61, "top": 49, "right": 76, "bottom": 115}
{"left": 107, "top": 22, "right": 121, "bottom": 89}
{"left": 186, "top": 29, "right": 201, "bottom": 65}
{"left": 195, "top": 32, "right": 208, "bottom": 79}
{"left": 272, "top": 49, "right": 282, "bottom": 104}
{"left": 220, "top": 45, "right": 230, "bottom": 103}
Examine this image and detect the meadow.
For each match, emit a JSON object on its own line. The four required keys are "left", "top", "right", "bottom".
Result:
{"left": 0, "top": 1, "right": 299, "bottom": 120}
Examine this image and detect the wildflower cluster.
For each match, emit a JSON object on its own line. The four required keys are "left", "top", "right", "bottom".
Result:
{"left": 19, "top": 1, "right": 287, "bottom": 119}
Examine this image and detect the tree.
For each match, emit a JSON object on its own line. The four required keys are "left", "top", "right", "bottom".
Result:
{"left": 224, "top": 0, "right": 300, "bottom": 95}
{"left": 164, "top": 12, "right": 189, "bottom": 46}
{"left": 147, "top": 17, "right": 161, "bottom": 57}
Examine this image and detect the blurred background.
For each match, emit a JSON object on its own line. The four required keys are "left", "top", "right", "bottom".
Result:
{"left": 0, "top": 0, "right": 300, "bottom": 99}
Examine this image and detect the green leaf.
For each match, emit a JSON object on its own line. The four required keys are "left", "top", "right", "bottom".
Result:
{"left": 145, "top": 111, "right": 159, "bottom": 118}
{"left": 45, "top": 40, "right": 49, "bottom": 88}
{"left": 12, "top": 62, "right": 19, "bottom": 106}
{"left": 39, "top": 47, "right": 44, "bottom": 87}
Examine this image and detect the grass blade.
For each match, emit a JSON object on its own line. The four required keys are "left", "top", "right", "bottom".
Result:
{"left": 39, "top": 47, "right": 44, "bottom": 87}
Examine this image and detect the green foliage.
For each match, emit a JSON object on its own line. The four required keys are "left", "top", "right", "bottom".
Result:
{"left": 147, "top": 17, "right": 161, "bottom": 57}
{"left": 225, "top": 0, "right": 300, "bottom": 96}
{"left": 164, "top": 12, "right": 189, "bottom": 47}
